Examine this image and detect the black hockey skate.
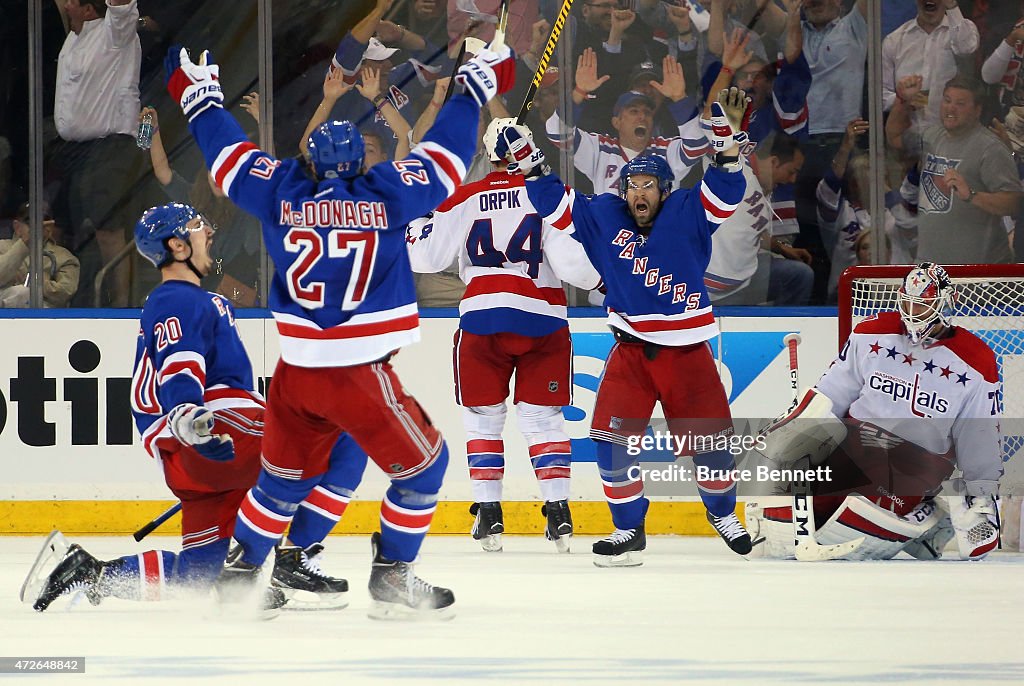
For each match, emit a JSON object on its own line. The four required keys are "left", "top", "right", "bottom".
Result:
{"left": 592, "top": 526, "right": 646, "bottom": 567}
{"left": 214, "top": 543, "right": 287, "bottom": 620}
{"left": 542, "top": 499, "right": 573, "bottom": 553}
{"left": 707, "top": 511, "right": 753, "bottom": 555}
{"left": 470, "top": 502, "right": 504, "bottom": 552}
{"left": 367, "top": 532, "right": 454, "bottom": 620}
{"left": 31, "top": 544, "right": 105, "bottom": 612}
{"left": 272, "top": 543, "right": 349, "bottom": 609}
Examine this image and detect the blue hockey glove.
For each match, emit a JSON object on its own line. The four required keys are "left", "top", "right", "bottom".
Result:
{"left": 495, "top": 124, "right": 546, "bottom": 177}
{"left": 706, "top": 86, "right": 751, "bottom": 154}
{"left": 165, "top": 45, "right": 224, "bottom": 121}
{"left": 455, "top": 41, "right": 516, "bottom": 107}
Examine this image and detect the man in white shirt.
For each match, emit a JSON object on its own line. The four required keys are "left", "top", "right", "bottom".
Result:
{"left": 883, "top": 0, "right": 979, "bottom": 132}
{"left": 49, "top": 0, "right": 142, "bottom": 307}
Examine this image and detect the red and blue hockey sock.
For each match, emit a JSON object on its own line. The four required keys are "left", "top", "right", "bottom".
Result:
{"left": 467, "top": 438, "right": 504, "bottom": 503}
{"left": 234, "top": 472, "right": 313, "bottom": 566}
{"left": 692, "top": 449, "right": 737, "bottom": 518}
{"left": 98, "top": 538, "right": 230, "bottom": 600}
{"left": 379, "top": 443, "right": 448, "bottom": 562}
{"left": 288, "top": 435, "right": 368, "bottom": 548}
{"left": 596, "top": 439, "right": 648, "bottom": 529}
{"left": 527, "top": 437, "right": 572, "bottom": 502}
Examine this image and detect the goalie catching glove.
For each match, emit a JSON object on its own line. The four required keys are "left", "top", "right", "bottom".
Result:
{"left": 455, "top": 41, "right": 516, "bottom": 107}
{"left": 706, "top": 86, "right": 751, "bottom": 156}
{"left": 495, "top": 124, "right": 547, "bottom": 177}
{"left": 165, "top": 45, "right": 223, "bottom": 121}
{"left": 168, "top": 403, "right": 235, "bottom": 462}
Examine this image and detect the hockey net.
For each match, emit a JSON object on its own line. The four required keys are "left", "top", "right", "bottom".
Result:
{"left": 838, "top": 264, "right": 1024, "bottom": 492}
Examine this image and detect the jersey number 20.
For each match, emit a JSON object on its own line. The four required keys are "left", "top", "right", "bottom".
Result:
{"left": 467, "top": 214, "right": 542, "bottom": 278}
{"left": 284, "top": 228, "right": 378, "bottom": 311}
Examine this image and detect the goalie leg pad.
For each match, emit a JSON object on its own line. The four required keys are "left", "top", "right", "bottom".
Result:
{"left": 761, "top": 389, "right": 848, "bottom": 467}
{"left": 816, "top": 495, "right": 935, "bottom": 560}
{"left": 744, "top": 499, "right": 794, "bottom": 558}
{"left": 747, "top": 494, "right": 944, "bottom": 560}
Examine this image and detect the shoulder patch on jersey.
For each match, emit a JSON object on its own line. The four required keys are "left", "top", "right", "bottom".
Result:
{"left": 852, "top": 311, "right": 903, "bottom": 336}
{"left": 933, "top": 327, "right": 1000, "bottom": 384}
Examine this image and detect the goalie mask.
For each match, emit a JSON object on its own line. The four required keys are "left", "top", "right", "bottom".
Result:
{"left": 897, "top": 262, "right": 956, "bottom": 345}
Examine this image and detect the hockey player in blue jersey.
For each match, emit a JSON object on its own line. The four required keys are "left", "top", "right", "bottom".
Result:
{"left": 165, "top": 36, "right": 515, "bottom": 617}
{"left": 27, "top": 203, "right": 366, "bottom": 615}
{"left": 515, "top": 88, "right": 755, "bottom": 565}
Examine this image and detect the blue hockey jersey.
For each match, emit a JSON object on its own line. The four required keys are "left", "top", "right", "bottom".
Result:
{"left": 131, "top": 280, "right": 264, "bottom": 460}
{"left": 186, "top": 94, "right": 478, "bottom": 366}
{"left": 524, "top": 166, "right": 745, "bottom": 346}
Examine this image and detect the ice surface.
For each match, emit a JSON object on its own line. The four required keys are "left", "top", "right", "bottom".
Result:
{"left": 2, "top": 535, "right": 1023, "bottom": 685}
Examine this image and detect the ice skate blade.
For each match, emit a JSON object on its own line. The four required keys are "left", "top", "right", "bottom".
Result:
{"left": 214, "top": 586, "right": 285, "bottom": 621}
{"left": 21, "top": 530, "right": 71, "bottom": 606}
{"left": 478, "top": 533, "right": 503, "bottom": 552}
{"left": 367, "top": 600, "right": 456, "bottom": 621}
{"left": 551, "top": 534, "right": 571, "bottom": 554}
{"left": 593, "top": 550, "right": 644, "bottom": 568}
{"left": 278, "top": 588, "right": 349, "bottom": 611}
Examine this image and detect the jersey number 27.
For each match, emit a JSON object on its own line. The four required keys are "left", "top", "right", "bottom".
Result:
{"left": 284, "top": 228, "right": 377, "bottom": 311}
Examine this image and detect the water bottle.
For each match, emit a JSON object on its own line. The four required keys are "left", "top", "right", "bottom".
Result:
{"left": 137, "top": 111, "right": 154, "bottom": 150}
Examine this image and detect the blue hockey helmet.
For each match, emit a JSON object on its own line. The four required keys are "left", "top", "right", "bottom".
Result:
{"left": 306, "top": 120, "right": 365, "bottom": 180}
{"left": 618, "top": 155, "right": 673, "bottom": 198}
{"left": 135, "top": 202, "right": 200, "bottom": 268}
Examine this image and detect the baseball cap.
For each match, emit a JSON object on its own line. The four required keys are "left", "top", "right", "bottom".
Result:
{"left": 364, "top": 37, "right": 399, "bottom": 62}
{"left": 16, "top": 201, "right": 53, "bottom": 223}
{"left": 629, "top": 60, "right": 660, "bottom": 87}
{"left": 1004, "top": 106, "right": 1024, "bottom": 153}
{"left": 613, "top": 91, "right": 655, "bottom": 116}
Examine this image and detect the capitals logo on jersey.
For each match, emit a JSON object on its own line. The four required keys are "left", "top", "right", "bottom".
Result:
{"left": 868, "top": 371, "right": 951, "bottom": 417}
{"left": 920, "top": 153, "right": 961, "bottom": 214}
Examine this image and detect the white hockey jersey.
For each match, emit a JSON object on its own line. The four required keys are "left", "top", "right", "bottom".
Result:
{"left": 704, "top": 160, "right": 768, "bottom": 298}
{"left": 406, "top": 170, "right": 601, "bottom": 336}
{"left": 545, "top": 98, "right": 708, "bottom": 195}
{"left": 816, "top": 312, "right": 1003, "bottom": 487}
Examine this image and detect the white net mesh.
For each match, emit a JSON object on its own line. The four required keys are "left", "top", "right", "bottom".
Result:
{"left": 845, "top": 269, "right": 1024, "bottom": 466}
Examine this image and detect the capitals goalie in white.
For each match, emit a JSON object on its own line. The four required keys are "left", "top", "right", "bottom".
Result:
{"left": 406, "top": 119, "right": 602, "bottom": 553}
{"left": 750, "top": 263, "right": 1003, "bottom": 561}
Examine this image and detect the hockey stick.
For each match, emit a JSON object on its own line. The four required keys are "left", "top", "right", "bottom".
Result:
{"left": 780, "top": 334, "right": 864, "bottom": 561}
{"left": 133, "top": 502, "right": 182, "bottom": 542}
{"left": 491, "top": 0, "right": 511, "bottom": 51}
{"left": 516, "top": 0, "right": 574, "bottom": 123}
{"left": 442, "top": 39, "right": 469, "bottom": 105}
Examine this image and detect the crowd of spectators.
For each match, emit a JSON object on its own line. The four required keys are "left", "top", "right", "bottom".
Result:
{"left": 2, "top": 0, "right": 1024, "bottom": 308}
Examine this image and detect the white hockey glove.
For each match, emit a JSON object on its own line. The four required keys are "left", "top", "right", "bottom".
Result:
{"left": 705, "top": 87, "right": 751, "bottom": 157}
{"left": 949, "top": 493, "right": 999, "bottom": 561}
{"left": 494, "top": 124, "right": 547, "bottom": 177}
{"left": 168, "top": 404, "right": 235, "bottom": 462}
{"left": 455, "top": 40, "right": 516, "bottom": 107}
{"left": 759, "top": 388, "right": 847, "bottom": 468}
{"left": 165, "top": 45, "right": 223, "bottom": 121}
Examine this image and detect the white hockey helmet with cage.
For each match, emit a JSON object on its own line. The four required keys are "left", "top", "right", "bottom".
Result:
{"left": 897, "top": 262, "right": 956, "bottom": 345}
